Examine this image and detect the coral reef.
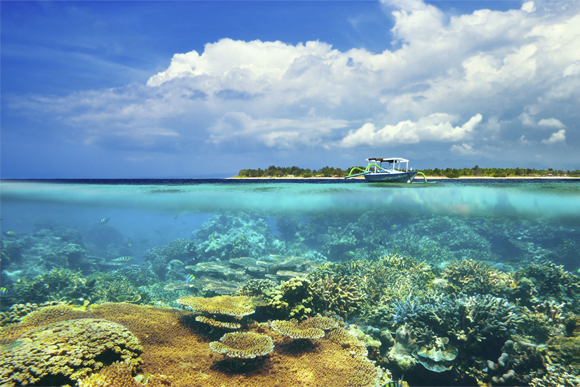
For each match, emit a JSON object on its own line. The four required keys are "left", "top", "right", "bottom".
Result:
{"left": 1, "top": 302, "right": 386, "bottom": 387}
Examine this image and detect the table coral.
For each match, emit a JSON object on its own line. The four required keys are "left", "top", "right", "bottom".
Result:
{"left": 176, "top": 295, "right": 255, "bottom": 317}
{"left": 196, "top": 316, "right": 241, "bottom": 329}
{"left": 300, "top": 316, "right": 339, "bottom": 330}
{"left": 209, "top": 332, "right": 274, "bottom": 359}
{"left": 0, "top": 318, "right": 142, "bottom": 387}
{"left": 271, "top": 319, "right": 325, "bottom": 340}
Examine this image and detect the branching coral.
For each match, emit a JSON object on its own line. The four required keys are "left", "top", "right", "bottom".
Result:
{"left": 311, "top": 274, "right": 363, "bottom": 318}
{"left": 442, "top": 259, "right": 512, "bottom": 296}
{"left": 514, "top": 263, "right": 580, "bottom": 309}
{"left": 263, "top": 277, "right": 315, "bottom": 319}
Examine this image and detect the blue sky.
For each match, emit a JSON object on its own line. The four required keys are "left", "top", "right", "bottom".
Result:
{"left": 2, "top": 0, "right": 579, "bottom": 178}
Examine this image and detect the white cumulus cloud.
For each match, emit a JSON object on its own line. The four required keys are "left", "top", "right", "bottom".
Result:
{"left": 339, "top": 113, "right": 482, "bottom": 148}
{"left": 538, "top": 118, "right": 566, "bottom": 128}
{"left": 541, "top": 129, "right": 566, "bottom": 144}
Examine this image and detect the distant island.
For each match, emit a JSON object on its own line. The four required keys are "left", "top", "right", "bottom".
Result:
{"left": 235, "top": 165, "right": 580, "bottom": 179}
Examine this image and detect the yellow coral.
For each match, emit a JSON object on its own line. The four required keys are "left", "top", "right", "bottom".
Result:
{"left": 271, "top": 319, "right": 325, "bottom": 339}
{"left": 0, "top": 302, "right": 384, "bottom": 387}
{"left": 0, "top": 318, "right": 142, "bottom": 387}
{"left": 209, "top": 332, "right": 274, "bottom": 359}
{"left": 77, "top": 361, "right": 141, "bottom": 387}
{"left": 300, "top": 316, "right": 339, "bottom": 331}
{"left": 176, "top": 295, "right": 255, "bottom": 317}
{"left": 327, "top": 327, "right": 369, "bottom": 358}
{"left": 196, "top": 316, "right": 241, "bottom": 329}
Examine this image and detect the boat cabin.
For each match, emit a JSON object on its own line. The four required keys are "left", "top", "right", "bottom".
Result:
{"left": 366, "top": 158, "right": 412, "bottom": 173}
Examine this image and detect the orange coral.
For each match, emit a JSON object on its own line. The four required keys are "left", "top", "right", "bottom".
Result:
{"left": 210, "top": 332, "right": 274, "bottom": 359}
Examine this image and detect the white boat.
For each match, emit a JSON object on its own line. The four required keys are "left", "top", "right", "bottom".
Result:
{"left": 345, "top": 157, "right": 420, "bottom": 183}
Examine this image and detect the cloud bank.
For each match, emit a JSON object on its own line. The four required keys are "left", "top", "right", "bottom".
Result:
{"left": 6, "top": 0, "right": 579, "bottom": 168}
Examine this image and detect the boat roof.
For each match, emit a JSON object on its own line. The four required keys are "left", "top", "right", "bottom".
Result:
{"left": 367, "top": 157, "right": 409, "bottom": 163}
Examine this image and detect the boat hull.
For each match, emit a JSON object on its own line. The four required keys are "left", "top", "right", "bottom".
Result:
{"left": 364, "top": 171, "right": 418, "bottom": 183}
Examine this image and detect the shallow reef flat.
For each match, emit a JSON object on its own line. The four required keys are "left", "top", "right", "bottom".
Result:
{"left": 0, "top": 302, "right": 388, "bottom": 387}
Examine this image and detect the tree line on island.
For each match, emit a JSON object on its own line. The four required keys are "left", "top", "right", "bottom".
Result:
{"left": 237, "top": 165, "right": 580, "bottom": 178}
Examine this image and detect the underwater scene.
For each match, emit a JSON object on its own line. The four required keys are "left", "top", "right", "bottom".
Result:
{"left": 1, "top": 179, "right": 580, "bottom": 387}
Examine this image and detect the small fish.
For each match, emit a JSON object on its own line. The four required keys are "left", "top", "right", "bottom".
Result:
{"left": 100, "top": 218, "right": 110, "bottom": 225}
{"left": 186, "top": 274, "right": 195, "bottom": 282}
{"left": 111, "top": 256, "right": 134, "bottom": 263}
{"left": 391, "top": 224, "right": 401, "bottom": 230}
{"left": 4, "top": 231, "right": 15, "bottom": 235}
{"left": 0, "top": 287, "right": 7, "bottom": 295}
{"left": 17, "top": 279, "right": 22, "bottom": 283}
{"left": 423, "top": 248, "right": 427, "bottom": 252}
{"left": 384, "top": 375, "right": 407, "bottom": 387}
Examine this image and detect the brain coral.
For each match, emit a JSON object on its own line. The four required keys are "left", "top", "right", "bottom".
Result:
{"left": 0, "top": 318, "right": 142, "bottom": 387}
{"left": 176, "top": 295, "right": 255, "bottom": 317}
{"left": 209, "top": 332, "right": 275, "bottom": 359}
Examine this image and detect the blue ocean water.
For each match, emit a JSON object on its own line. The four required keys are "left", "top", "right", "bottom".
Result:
{"left": 1, "top": 179, "right": 580, "bottom": 386}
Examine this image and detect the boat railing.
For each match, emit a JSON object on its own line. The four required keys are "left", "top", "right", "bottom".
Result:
{"left": 345, "top": 163, "right": 389, "bottom": 179}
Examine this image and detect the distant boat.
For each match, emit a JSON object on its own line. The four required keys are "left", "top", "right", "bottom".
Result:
{"left": 345, "top": 157, "right": 420, "bottom": 183}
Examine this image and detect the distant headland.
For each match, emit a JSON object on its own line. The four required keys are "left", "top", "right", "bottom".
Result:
{"left": 233, "top": 165, "right": 580, "bottom": 179}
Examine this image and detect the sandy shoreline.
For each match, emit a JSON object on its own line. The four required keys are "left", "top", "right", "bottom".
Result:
{"left": 229, "top": 176, "right": 580, "bottom": 180}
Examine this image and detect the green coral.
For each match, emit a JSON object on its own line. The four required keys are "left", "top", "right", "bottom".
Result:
{"left": 263, "top": 277, "right": 315, "bottom": 319}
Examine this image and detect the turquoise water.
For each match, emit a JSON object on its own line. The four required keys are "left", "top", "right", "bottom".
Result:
{"left": 1, "top": 179, "right": 580, "bottom": 386}
{"left": 2, "top": 179, "right": 579, "bottom": 274}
